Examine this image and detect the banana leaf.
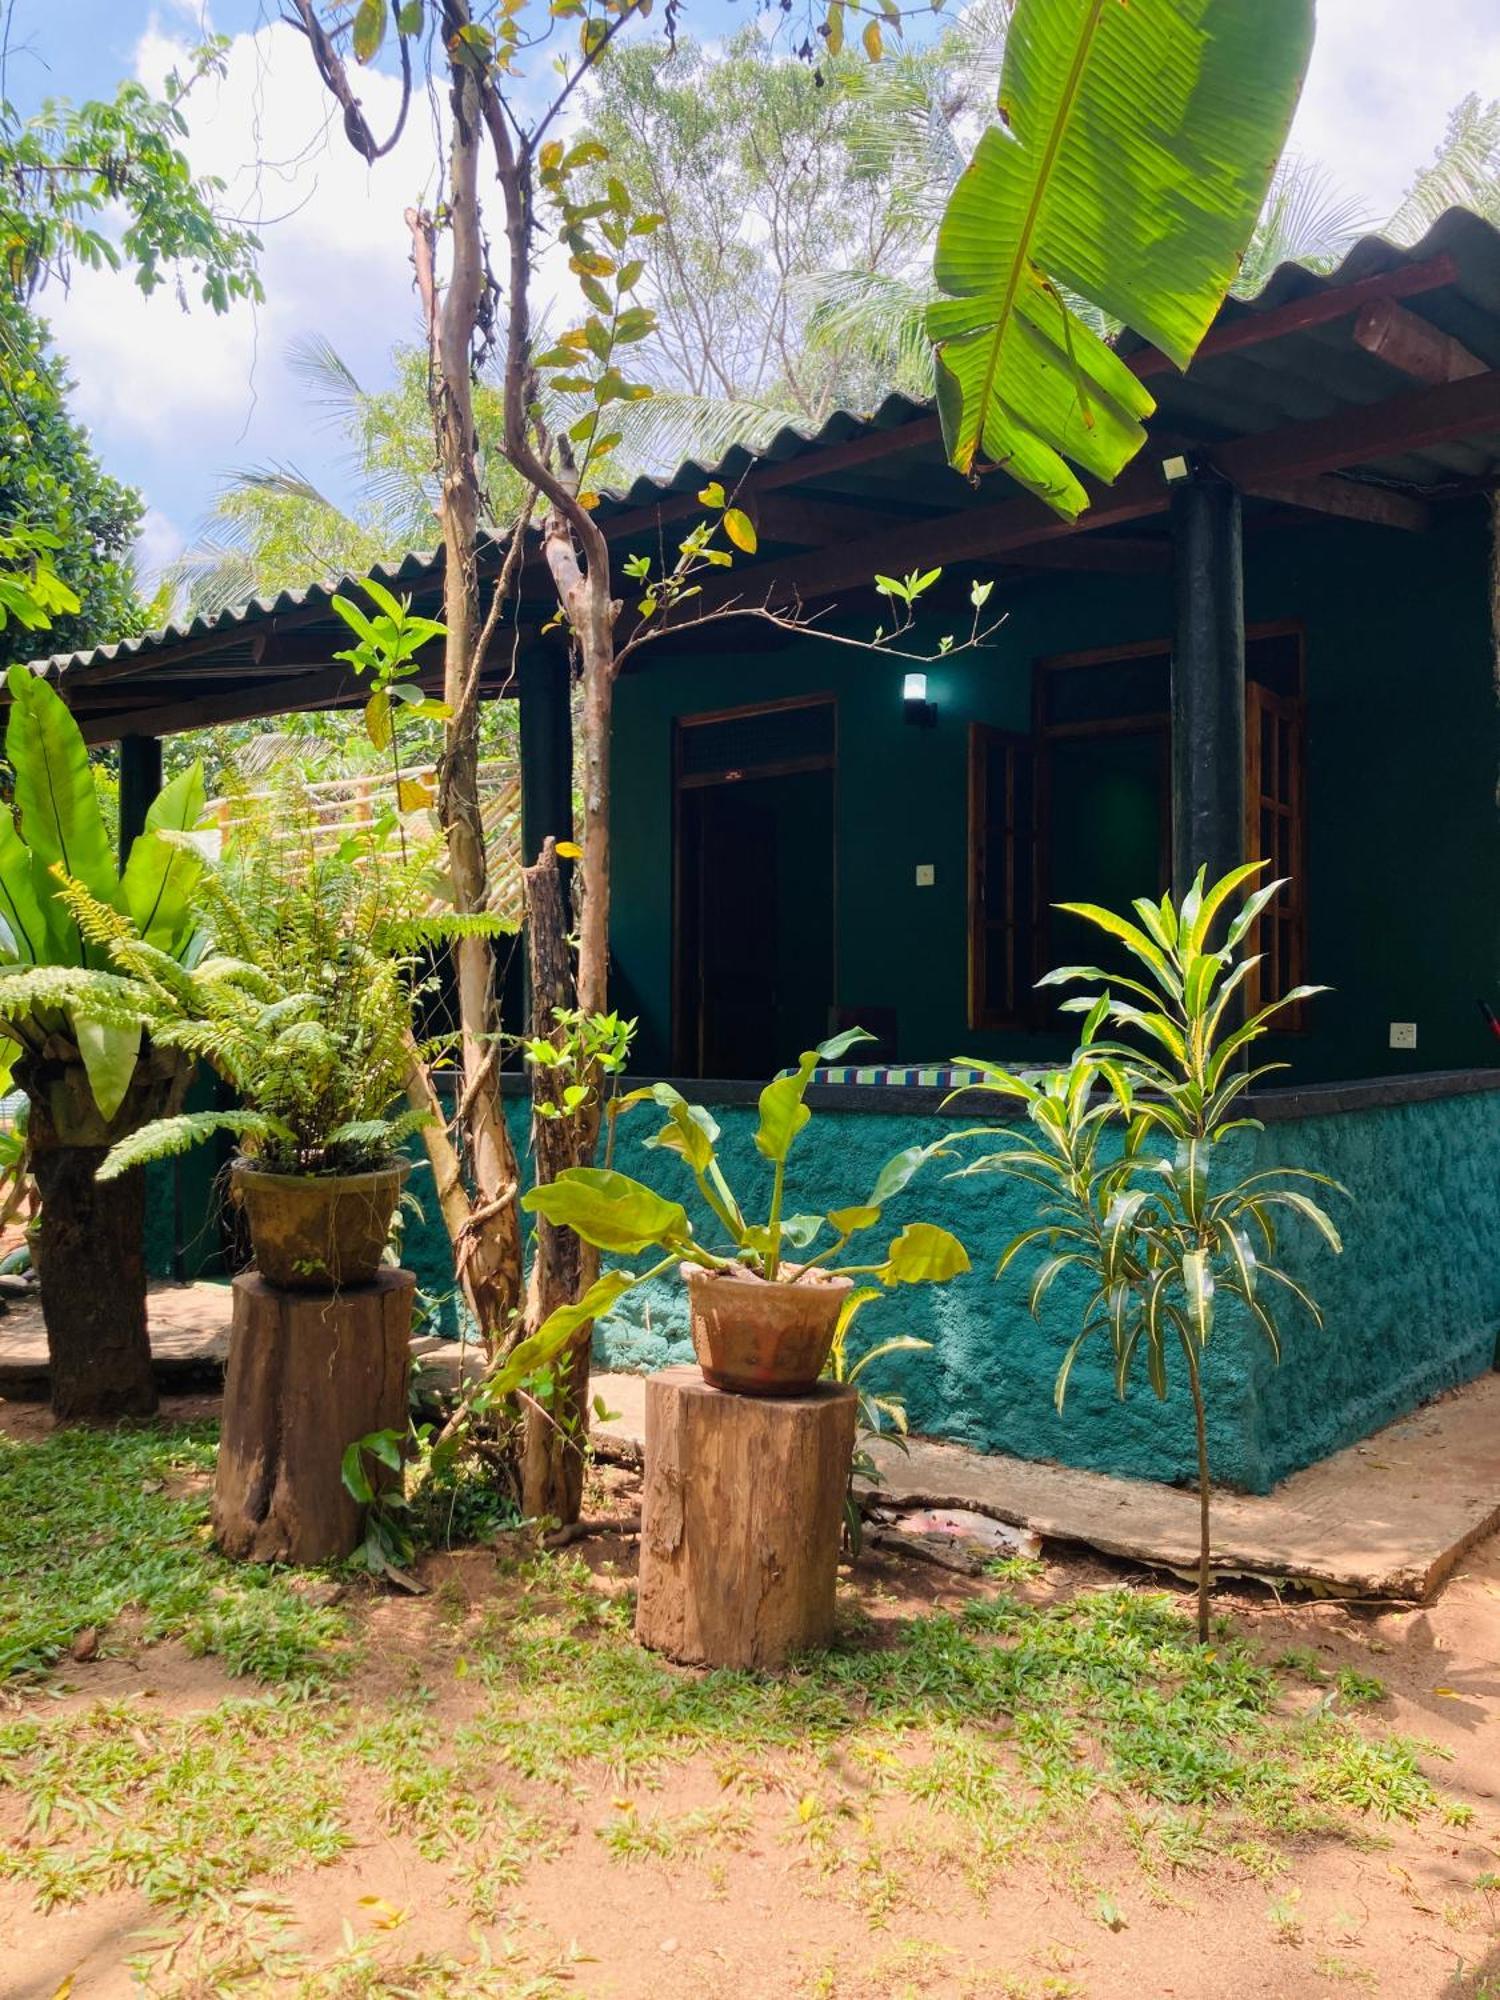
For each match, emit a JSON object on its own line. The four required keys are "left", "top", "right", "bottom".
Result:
{"left": 928, "top": 0, "right": 1314, "bottom": 510}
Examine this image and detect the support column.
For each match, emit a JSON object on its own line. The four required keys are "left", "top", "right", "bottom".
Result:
{"left": 117, "top": 733, "right": 163, "bottom": 865}
{"left": 1170, "top": 471, "right": 1245, "bottom": 898}
{"left": 518, "top": 647, "right": 574, "bottom": 862}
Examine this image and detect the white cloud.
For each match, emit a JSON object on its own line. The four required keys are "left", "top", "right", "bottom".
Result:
{"left": 134, "top": 505, "right": 185, "bottom": 585}
{"left": 43, "top": 17, "right": 438, "bottom": 521}
{"left": 1289, "top": 0, "right": 1500, "bottom": 223}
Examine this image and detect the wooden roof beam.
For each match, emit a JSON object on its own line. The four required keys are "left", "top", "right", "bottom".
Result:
{"left": 1214, "top": 366, "right": 1500, "bottom": 486}
{"left": 1128, "top": 252, "right": 1461, "bottom": 382}
{"left": 1237, "top": 473, "right": 1432, "bottom": 533}
{"left": 1353, "top": 297, "right": 1486, "bottom": 387}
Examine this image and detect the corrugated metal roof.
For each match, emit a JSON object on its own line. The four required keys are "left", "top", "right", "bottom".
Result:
{"left": 27, "top": 206, "right": 1500, "bottom": 691}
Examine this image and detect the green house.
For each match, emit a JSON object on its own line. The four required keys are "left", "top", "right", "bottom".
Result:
{"left": 27, "top": 210, "right": 1500, "bottom": 1492}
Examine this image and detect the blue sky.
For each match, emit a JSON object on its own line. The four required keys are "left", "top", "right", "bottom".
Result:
{"left": 9, "top": 0, "right": 1500, "bottom": 585}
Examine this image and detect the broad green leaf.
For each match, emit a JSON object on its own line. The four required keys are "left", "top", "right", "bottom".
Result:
{"left": 121, "top": 764, "right": 206, "bottom": 955}
{"left": 928, "top": 0, "right": 1314, "bottom": 507}
{"left": 353, "top": 0, "right": 386, "bottom": 62}
{"left": 754, "top": 1062, "right": 815, "bottom": 1165}
{"left": 5, "top": 666, "right": 117, "bottom": 909}
{"left": 828, "top": 1204, "right": 881, "bottom": 1237}
{"left": 781, "top": 1213, "right": 825, "bottom": 1250}
{"left": 479, "top": 1271, "right": 640, "bottom": 1406}
{"left": 76, "top": 1017, "right": 141, "bottom": 1123}
{"left": 880, "top": 1221, "right": 970, "bottom": 1286}
{"left": 868, "top": 1136, "right": 954, "bottom": 1206}
{"left": 0, "top": 808, "right": 50, "bottom": 964}
{"left": 722, "top": 507, "right": 757, "bottom": 554}
{"left": 521, "top": 1166, "right": 691, "bottom": 1255}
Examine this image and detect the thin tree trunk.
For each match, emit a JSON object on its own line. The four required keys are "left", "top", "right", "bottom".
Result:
{"left": 519, "top": 839, "right": 601, "bottom": 1522}
{"left": 1185, "top": 1346, "right": 1213, "bottom": 1643}
{"left": 401, "top": 56, "right": 524, "bottom": 1354}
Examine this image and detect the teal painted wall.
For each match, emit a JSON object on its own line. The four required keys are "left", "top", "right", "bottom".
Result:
{"left": 610, "top": 504, "right": 1500, "bottom": 1084}
{"left": 585, "top": 1084, "right": 1500, "bottom": 1494}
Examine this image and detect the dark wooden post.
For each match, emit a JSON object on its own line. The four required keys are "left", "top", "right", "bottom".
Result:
{"left": 1169, "top": 470, "right": 1245, "bottom": 898}
{"left": 519, "top": 646, "right": 574, "bottom": 862}
{"left": 117, "top": 734, "right": 163, "bottom": 864}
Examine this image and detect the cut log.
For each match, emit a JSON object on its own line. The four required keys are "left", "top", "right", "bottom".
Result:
{"left": 213, "top": 1269, "right": 413, "bottom": 1565}
{"left": 635, "top": 1366, "right": 857, "bottom": 1670}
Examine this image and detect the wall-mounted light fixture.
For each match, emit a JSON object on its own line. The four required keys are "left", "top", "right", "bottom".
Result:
{"left": 903, "top": 670, "right": 936, "bottom": 728}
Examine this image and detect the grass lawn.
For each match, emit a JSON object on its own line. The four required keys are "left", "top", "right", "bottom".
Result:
{"left": 1, "top": 1398, "right": 1497, "bottom": 1999}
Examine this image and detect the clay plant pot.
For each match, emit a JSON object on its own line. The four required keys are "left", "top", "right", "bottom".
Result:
{"left": 230, "top": 1158, "right": 408, "bottom": 1291}
{"left": 681, "top": 1262, "right": 853, "bottom": 1397}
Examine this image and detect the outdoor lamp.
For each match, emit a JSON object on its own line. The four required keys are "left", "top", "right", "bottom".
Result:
{"left": 903, "top": 671, "right": 936, "bottom": 727}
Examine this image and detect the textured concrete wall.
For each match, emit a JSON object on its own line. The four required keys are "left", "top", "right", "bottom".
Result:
{"left": 581, "top": 1086, "right": 1500, "bottom": 1493}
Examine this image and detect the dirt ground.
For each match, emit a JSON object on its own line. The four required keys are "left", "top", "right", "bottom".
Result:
{"left": 1, "top": 1393, "right": 1497, "bottom": 2000}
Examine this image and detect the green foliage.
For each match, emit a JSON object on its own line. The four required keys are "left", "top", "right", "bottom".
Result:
{"left": 520, "top": 1005, "right": 633, "bottom": 1123}
{"left": 330, "top": 577, "right": 450, "bottom": 757}
{"left": 520, "top": 1029, "right": 968, "bottom": 1359}
{"left": 0, "top": 300, "right": 142, "bottom": 667}
{"left": 75, "top": 790, "right": 442, "bottom": 1178}
{"left": 826, "top": 1285, "right": 930, "bottom": 1554}
{"left": 0, "top": 42, "right": 262, "bottom": 312}
{"left": 929, "top": 0, "right": 1314, "bottom": 511}
{"left": 0, "top": 665, "right": 204, "bottom": 1121}
{"left": 958, "top": 863, "right": 1345, "bottom": 1637}
{"left": 576, "top": 28, "right": 933, "bottom": 420}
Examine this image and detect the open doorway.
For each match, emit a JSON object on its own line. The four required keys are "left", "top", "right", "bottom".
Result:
{"left": 673, "top": 696, "right": 836, "bottom": 1079}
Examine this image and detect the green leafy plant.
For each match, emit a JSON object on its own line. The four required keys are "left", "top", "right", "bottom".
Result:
{"left": 929, "top": 0, "right": 1314, "bottom": 512}
{"left": 825, "top": 1288, "right": 930, "bottom": 1557}
{"left": 329, "top": 578, "right": 450, "bottom": 786}
{"left": 954, "top": 864, "right": 1345, "bottom": 1639}
{"left": 521, "top": 1028, "right": 970, "bottom": 1347}
{"left": 0, "top": 663, "right": 207, "bottom": 1123}
{"left": 51, "top": 789, "right": 478, "bottom": 1181}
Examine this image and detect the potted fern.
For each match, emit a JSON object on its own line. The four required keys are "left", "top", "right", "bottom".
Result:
{"left": 523, "top": 1030, "right": 969, "bottom": 1395}
{"left": 67, "top": 823, "right": 431, "bottom": 1290}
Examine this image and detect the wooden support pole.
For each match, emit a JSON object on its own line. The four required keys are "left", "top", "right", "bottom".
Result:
{"left": 518, "top": 647, "right": 574, "bottom": 863}
{"left": 213, "top": 1269, "right": 414, "bottom": 1565}
{"left": 635, "top": 1366, "right": 857, "bottom": 1670}
{"left": 1170, "top": 470, "right": 1245, "bottom": 899}
{"left": 117, "top": 734, "right": 162, "bottom": 865}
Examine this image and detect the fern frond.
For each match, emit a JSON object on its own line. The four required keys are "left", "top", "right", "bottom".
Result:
{"left": 97, "top": 1109, "right": 294, "bottom": 1180}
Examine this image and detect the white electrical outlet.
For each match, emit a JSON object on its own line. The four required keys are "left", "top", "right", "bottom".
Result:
{"left": 915, "top": 864, "right": 935, "bottom": 887}
{"left": 1389, "top": 1022, "right": 1418, "bottom": 1050}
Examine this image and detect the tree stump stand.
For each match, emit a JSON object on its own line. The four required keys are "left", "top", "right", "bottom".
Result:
{"left": 213, "top": 1269, "right": 414, "bottom": 1565}
{"left": 635, "top": 1366, "right": 858, "bottom": 1671}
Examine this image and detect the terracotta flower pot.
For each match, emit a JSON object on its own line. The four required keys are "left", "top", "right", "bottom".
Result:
{"left": 681, "top": 1262, "right": 853, "bottom": 1397}
{"left": 231, "top": 1158, "right": 408, "bottom": 1290}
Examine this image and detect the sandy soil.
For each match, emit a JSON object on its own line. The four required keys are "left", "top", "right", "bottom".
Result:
{"left": 1, "top": 1395, "right": 1497, "bottom": 2000}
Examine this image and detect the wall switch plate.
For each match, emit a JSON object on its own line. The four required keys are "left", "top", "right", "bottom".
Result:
{"left": 1389, "top": 1022, "right": 1418, "bottom": 1050}
{"left": 915, "top": 864, "right": 935, "bottom": 887}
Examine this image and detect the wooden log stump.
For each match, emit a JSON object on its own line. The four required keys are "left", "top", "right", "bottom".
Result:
{"left": 213, "top": 1269, "right": 413, "bottom": 1565}
{"left": 635, "top": 1366, "right": 858, "bottom": 1670}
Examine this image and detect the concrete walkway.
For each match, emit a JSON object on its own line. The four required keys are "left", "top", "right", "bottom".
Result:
{"left": 591, "top": 1369, "right": 1500, "bottom": 1603}
{"left": 2, "top": 1279, "right": 1495, "bottom": 1601}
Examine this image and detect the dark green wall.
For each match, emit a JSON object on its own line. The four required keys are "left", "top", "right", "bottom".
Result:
{"left": 611, "top": 504, "right": 1500, "bottom": 1084}
{"left": 587, "top": 1082, "right": 1500, "bottom": 1492}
